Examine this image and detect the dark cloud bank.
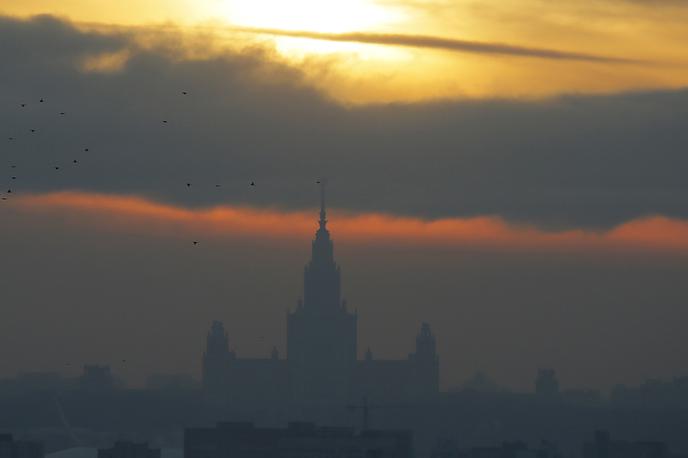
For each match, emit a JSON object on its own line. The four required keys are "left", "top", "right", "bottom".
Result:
{"left": 2, "top": 15, "right": 687, "bottom": 229}
{"left": 1, "top": 15, "right": 688, "bottom": 391}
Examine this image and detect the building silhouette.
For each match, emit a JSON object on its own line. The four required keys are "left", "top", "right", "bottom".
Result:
{"left": 535, "top": 368, "right": 559, "bottom": 398}
{"left": 0, "top": 435, "right": 43, "bottom": 458}
{"left": 203, "top": 185, "right": 439, "bottom": 402}
{"left": 582, "top": 430, "right": 683, "bottom": 458}
{"left": 185, "top": 421, "right": 413, "bottom": 458}
{"left": 98, "top": 442, "right": 160, "bottom": 458}
{"left": 79, "top": 365, "right": 115, "bottom": 392}
{"left": 448, "top": 441, "right": 560, "bottom": 458}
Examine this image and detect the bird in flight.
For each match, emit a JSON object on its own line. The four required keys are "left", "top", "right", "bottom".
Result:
{"left": 215, "top": 184, "right": 221, "bottom": 188}
{"left": 162, "top": 120, "right": 168, "bottom": 124}
{"left": 54, "top": 166, "right": 60, "bottom": 170}
{"left": 192, "top": 241, "right": 199, "bottom": 245}
{"left": 39, "top": 98, "right": 44, "bottom": 103}
{"left": 30, "top": 129, "right": 36, "bottom": 133}
{"left": 84, "top": 148, "right": 89, "bottom": 152}
{"left": 73, "top": 159, "right": 78, "bottom": 164}
{"left": 20, "top": 103, "right": 26, "bottom": 107}
{"left": 186, "top": 183, "right": 192, "bottom": 188}
{"left": 250, "top": 181, "right": 255, "bottom": 186}
{"left": 60, "top": 112, "right": 65, "bottom": 115}
{"left": 182, "top": 91, "right": 188, "bottom": 95}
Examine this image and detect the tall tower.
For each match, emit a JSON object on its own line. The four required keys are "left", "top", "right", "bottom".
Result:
{"left": 202, "top": 321, "right": 232, "bottom": 395}
{"left": 287, "top": 182, "right": 357, "bottom": 401}
{"left": 409, "top": 322, "right": 440, "bottom": 396}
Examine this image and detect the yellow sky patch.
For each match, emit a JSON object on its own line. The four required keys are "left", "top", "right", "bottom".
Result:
{"left": 2, "top": 0, "right": 687, "bottom": 103}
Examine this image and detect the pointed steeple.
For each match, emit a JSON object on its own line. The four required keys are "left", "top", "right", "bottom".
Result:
{"left": 302, "top": 180, "right": 340, "bottom": 310}
{"left": 312, "top": 179, "right": 333, "bottom": 264}
{"left": 318, "top": 179, "right": 327, "bottom": 231}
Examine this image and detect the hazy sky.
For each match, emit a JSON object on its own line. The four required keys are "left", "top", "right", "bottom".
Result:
{"left": 0, "top": 2, "right": 687, "bottom": 391}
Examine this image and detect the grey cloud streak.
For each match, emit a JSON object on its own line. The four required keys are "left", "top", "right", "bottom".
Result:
{"left": 229, "top": 26, "right": 643, "bottom": 64}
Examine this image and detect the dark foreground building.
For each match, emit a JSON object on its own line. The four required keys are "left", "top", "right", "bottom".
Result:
{"left": 203, "top": 186, "right": 439, "bottom": 402}
{"left": 0, "top": 435, "right": 43, "bottom": 458}
{"left": 185, "top": 422, "right": 413, "bottom": 458}
{"left": 97, "top": 442, "right": 161, "bottom": 458}
{"left": 582, "top": 430, "right": 688, "bottom": 458}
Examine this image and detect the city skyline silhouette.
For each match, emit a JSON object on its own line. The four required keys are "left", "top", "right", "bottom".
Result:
{"left": 2, "top": 5, "right": 688, "bottom": 457}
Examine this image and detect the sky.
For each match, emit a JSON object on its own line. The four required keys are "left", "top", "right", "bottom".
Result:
{"left": 0, "top": 1, "right": 687, "bottom": 392}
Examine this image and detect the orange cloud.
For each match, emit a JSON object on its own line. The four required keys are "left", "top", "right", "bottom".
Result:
{"left": 6, "top": 191, "right": 688, "bottom": 254}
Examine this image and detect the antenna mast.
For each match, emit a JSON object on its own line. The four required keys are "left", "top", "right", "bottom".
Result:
{"left": 318, "top": 179, "right": 328, "bottom": 229}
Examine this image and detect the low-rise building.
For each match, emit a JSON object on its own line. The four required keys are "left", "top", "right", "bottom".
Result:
{"left": 185, "top": 421, "right": 413, "bottom": 458}
{"left": 97, "top": 441, "right": 160, "bottom": 458}
{"left": 0, "top": 435, "right": 44, "bottom": 458}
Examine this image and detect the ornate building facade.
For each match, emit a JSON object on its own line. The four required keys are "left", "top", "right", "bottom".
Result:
{"left": 202, "top": 188, "right": 439, "bottom": 402}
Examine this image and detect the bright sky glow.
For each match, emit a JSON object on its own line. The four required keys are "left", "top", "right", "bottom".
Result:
{"left": 2, "top": 0, "right": 688, "bottom": 103}
{"left": 218, "top": 0, "right": 402, "bottom": 33}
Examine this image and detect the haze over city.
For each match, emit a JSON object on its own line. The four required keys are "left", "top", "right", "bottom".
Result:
{"left": 1, "top": 1, "right": 688, "bottom": 457}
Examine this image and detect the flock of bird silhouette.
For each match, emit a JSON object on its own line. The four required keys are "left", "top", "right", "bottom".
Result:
{"left": 4, "top": 91, "right": 322, "bottom": 368}
{"left": 5, "top": 97, "right": 94, "bottom": 200}
{"left": 2, "top": 91, "right": 284, "bottom": 247}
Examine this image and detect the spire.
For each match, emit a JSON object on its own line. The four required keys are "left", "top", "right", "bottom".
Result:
{"left": 302, "top": 180, "right": 340, "bottom": 310}
{"left": 318, "top": 179, "right": 327, "bottom": 230}
{"left": 311, "top": 178, "right": 333, "bottom": 263}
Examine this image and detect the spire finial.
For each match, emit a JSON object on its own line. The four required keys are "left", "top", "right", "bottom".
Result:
{"left": 318, "top": 179, "right": 327, "bottom": 230}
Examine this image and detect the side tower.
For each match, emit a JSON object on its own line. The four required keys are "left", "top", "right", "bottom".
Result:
{"left": 202, "top": 320, "right": 232, "bottom": 395}
{"left": 409, "top": 322, "right": 440, "bottom": 397}
{"left": 287, "top": 183, "right": 357, "bottom": 401}
{"left": 535, "top": 368, "right": 560, "bottom": 397}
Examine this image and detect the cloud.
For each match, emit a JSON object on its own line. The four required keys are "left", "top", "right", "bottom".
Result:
{"left": 8, "top": 191, "right": 688, "bottom": 254}
{"left": 1, "top": 15, "right": 687, "bottom": 230}
{"left": 230, "top": 26, "right": 643, "bottom": 64}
